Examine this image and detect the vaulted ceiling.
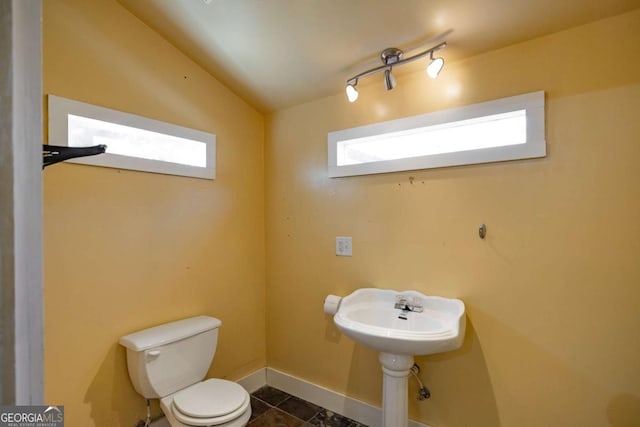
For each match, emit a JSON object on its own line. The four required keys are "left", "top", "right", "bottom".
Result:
{"left": 118, "top": 0, "right": 639, "bottom": 112}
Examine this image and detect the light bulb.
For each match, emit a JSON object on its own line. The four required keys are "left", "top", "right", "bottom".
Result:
{"left": 346, "top": 84, "right": 359, "bottom": 103}
{"left": 427, "top": 57, "right": 444, "bottom": 79}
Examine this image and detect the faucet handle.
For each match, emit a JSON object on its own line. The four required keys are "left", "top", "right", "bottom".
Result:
{"left": 410, "top": 297, "right": 424, "bottom": 312}
{"left": 394, "top": 295, "right": 408, "bottom": 309}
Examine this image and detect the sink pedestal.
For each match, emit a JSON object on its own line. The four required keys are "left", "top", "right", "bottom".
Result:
{"left": 379, "top": 353, "right": 414, "bottom": 427}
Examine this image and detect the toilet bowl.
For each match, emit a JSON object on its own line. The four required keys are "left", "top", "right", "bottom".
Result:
{"left": 160, "top": 379, "right": 251, "bottom": 427}
{"left": 119, "top": 316, "right": 250, "bottom": 427}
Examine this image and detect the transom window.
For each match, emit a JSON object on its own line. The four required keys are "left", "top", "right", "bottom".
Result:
{"left": 328, "top": 91, "right": 545, "bottom": 177}
{"left": 48, "top": 95, "right": 216, "bottom": 179}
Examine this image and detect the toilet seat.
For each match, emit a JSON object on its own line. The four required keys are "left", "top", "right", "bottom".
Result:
{"left": 169, "top": 379, "right": 250, "bottom": 426}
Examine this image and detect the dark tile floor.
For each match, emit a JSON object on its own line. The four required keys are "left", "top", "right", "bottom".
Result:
{"left": 248, "top": 386, "right": 368, "bottom": 427}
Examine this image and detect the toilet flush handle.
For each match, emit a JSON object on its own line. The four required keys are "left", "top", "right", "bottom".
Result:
{"left": 147, "top": 350, "right": 161, "bottom": 358}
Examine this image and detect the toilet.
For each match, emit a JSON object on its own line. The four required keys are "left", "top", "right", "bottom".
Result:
{"left": 119, "top": 316, "right": 251, "bottom": 427}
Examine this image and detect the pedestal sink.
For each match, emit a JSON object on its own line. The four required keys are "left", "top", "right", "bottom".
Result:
{"left": 332, "top": 288, "right": 465, "bottom": 427}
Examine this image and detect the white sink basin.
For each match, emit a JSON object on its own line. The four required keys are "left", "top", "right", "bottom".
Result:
{"left": 333, "top": 288, "right": 465, "bottom": 356}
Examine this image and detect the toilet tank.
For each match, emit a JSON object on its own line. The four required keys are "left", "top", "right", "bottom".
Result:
{"left": 119, "top": 316, "right": 221, "bottom": 399}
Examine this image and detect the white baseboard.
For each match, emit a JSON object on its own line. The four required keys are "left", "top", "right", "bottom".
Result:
{"left": 236, "top": 367, "right": 267, "bottom": 393}
{"left": 151, "top": 367, "right": 431, "bottom": 427}
{"left": 266, "top": 367, "right": 431, "bottom": 427}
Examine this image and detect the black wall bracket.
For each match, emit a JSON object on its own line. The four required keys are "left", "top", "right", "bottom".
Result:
{"left": 43, "top": 144, "right": 107, "bottom": 169}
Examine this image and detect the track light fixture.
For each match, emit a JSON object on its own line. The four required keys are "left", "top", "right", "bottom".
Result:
{"left": 345, "top": 41, "right": 447, "bottom": 102}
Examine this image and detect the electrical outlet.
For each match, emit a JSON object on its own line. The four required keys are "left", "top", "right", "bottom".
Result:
{"left": 336, "top": 236, "right": 352, "bottom": 256}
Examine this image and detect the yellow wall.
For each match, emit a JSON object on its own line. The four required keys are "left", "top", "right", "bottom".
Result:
{"left": 42, "top": 2, "right": 640, "bottom": 427}
{"left": 265, "top": 10, "right": 640, "bottom": 427}
{"left": 42, "top": 0, "right": 265, "bottom": 426}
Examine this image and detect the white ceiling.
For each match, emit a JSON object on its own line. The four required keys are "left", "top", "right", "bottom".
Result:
{"left": 118, "top": 0, "right": 638, "bottom": 112}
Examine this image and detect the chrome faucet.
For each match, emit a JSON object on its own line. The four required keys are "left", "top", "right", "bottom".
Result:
{"left": 394, "top": 296, "right": 424, "bottom": 312}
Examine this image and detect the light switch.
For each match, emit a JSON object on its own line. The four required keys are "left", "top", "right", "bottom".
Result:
{"left": 336, "top": 236, "right": 352, "bottom": 256}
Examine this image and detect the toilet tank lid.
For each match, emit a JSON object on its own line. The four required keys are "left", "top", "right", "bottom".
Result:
{"left": 119, "top": 316, "right": 221, "bottom": 351}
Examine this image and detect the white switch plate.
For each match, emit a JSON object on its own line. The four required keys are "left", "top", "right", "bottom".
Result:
{"left": 336, "top": 236, "right": 352, "bottom": 256}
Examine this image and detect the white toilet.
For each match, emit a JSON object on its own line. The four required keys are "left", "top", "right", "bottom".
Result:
{"left": 119, "top": 316, "right": 251, "bottom": 427}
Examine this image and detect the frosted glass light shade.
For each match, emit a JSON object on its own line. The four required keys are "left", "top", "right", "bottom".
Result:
{"left": 427, "top": 57, "right": 444, "bottom": 79}
{"left": 346, "top": 84, "right": 359, "bottom": 102}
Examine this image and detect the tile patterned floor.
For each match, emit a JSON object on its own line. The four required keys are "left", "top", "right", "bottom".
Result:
{"left": 248, "top": 386, "right": 368, "bottom": 427}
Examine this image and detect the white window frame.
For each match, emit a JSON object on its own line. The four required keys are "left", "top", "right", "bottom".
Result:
{"left": 328, "top": 91, "right": 545, "bottom": 178}
{"left": 48, "top": 95, "right": 216, "bottom": 179}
